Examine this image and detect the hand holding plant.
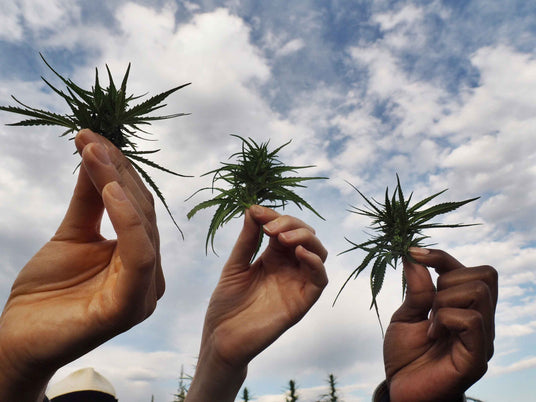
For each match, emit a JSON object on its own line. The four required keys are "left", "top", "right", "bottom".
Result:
{"left": 187, "top": 135, "right": 326, "bottom": 255}
{"left": 0, "top": 53, "right": 190, "bottom": 235}
{"left": 336, "top": 175, "right": 479, "bottom": 332}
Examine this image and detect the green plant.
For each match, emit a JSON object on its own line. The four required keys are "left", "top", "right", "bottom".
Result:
{"left": 285, "top": 380, "right": 299, "bottom": 402}
{"left": 187, "top": 135, "right": 326, "bottom": 255}
{"left": 241, "top": 387, "right": 254, "bottom": 401}
{"left": 318, "top": 374, "right": 341, "bottom": 402}
{"left": 0, "top": 53, "right": 191, "bottom": 236}
{"left": 173, "top": 365, "right": 191, "bottom": 402}
{"left": 335, "top": 175, "right": 479, "bottom": 332}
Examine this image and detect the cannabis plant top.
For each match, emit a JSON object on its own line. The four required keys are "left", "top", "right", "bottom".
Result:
{"left": 0, "top": 54, "right": 190, "bottom": 236}
{"left": 335, "top": 175, "right": 479, "bottom": 332}
{"left": 187, "top": 135, "right": 326, "bottom": 255}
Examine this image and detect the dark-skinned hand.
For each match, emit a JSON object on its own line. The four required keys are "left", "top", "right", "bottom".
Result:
{"left": 383, "top": 248, "right": 497, "bottom": 402}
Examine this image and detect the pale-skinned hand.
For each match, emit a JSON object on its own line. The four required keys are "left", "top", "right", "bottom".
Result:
{"left": 186, "top": 205, "right": 328, "bottom": 402}
{"left": 0, "top": 129, "right": 164, "bottom": 402}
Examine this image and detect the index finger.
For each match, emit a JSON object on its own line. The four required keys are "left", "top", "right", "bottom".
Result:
{"left": 410, "top": 247, "right": 498, "bottom": 307}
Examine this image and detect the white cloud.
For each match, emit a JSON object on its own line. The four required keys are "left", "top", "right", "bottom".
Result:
{"left": 2, "top": 1, "right": 536, "bottom": 401}
{"left": 438, "top": 46, "right": 536, "bottom": 138}
{"left": 0, "top": 2, "right": 23, "bottom": 41}
{"left": 20, "top": 0, "right": 79, "bottom": 31}
{"left": 489, "top": 355, "right": 536, "bottom": 376}
{"left": 373, "top": 4, "right": 424, "bottom": 32}
{"left": 496, "top": 322, "right": 536, "bottom": 338}
{"left": 276, "top": 38, "right": 306, "bottom": 57}
{"left": 0, "top": 0, "right": 82, "bottom": 43}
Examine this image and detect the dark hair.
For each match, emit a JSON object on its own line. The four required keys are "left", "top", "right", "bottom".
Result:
{"left": 51, "top": 391, "right": 117, "bottom": 402}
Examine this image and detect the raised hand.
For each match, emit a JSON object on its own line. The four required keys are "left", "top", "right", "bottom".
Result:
{"left": 0, "top": 129, "right": 163, "bottom": 401}
{"left": 186, "top": 205, "right": 328, "bottom": 402}
{"left": 382, "top": 248, "right": 497, "bottom": 402}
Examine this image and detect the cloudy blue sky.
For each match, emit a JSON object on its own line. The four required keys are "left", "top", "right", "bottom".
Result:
{"left": 1, "top": 0, "right": 535, "bottom": 401}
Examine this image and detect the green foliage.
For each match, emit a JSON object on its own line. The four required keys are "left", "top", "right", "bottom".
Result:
{"left": 0, "top": 53, "right": 191, "bottom": 236}
{"left": 241, "top": 386, "right": 254, "bottom": 401}
{"left": 335, "top": 175, "right": 479, "bottom": 332}
{"left": 187, "top": 135, "right": 326, "bottom": 255}
{"left": 285, "top": 379, "right": 299, "bottom": 402}
{"left": 318, "top": 374, "right": 341, "bottom": 402}
{"left": 173, "top": 365, "right": 191, "bottom": 402}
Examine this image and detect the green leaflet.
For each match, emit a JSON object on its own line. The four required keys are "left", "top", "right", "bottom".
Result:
{"left": 335, "top": 175, "right": 479, "bottom": 333}
{"left": 0, "top": 53, "right": 191, "bottom": 237}
{"left": 187, "top": 135, "right": 327, "bottom": 256}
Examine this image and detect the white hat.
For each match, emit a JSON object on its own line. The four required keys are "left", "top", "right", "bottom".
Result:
{"left": 46, "top": 367, "right": 116, "bottom": 399}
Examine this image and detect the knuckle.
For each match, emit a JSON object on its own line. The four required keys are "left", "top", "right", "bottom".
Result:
{"left": 146, "top": 190, "right": 155, "bottom": 208}
{"left": 488, "top": 344, "right": 495, "bottom": 361}
{"left": 139, "top": 246, "right": 157, "bottom": 270}
{"left": 465, "top": 310, "right": 484, "bottom": 329}
{"left": 156, "top": 278, "right": 166, "bottom": 300}
{"left": 142, "top": 200, "right": 157, "bottom": 224}
{"left": 481, "top": 265, "right": 498, "bottom": 284}
{"left": 145, "top": 296, "right": 158, "bottom": 316}
{"left": 472, "top": 280, "right": 491, "bottom": 301}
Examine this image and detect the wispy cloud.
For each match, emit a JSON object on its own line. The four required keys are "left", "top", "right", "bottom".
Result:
{"left": 1, "top": 1, "right": 535, "bottom": 401}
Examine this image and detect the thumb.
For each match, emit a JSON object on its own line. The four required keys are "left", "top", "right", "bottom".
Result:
{"left": 223, "top": 209, "right": 262, "bottom": 272}
{"left": 54, "top": 164, "right": 104, "bottom": 241}
{"left": 391, "top": 254, "right": 436, "bottom": 323}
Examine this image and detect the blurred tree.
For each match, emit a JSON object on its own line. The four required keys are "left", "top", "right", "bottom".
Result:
{"left": 317, "top": 374, "right": 342, "bottom": 402}
{"left": 285, "top": 379, "right": 299, "bottom": 402}
{"left": 173, "top": 365, "right": 191, "bottom": 402}
{"left": 241, "top": 386, "right": 255, "bottom": 401}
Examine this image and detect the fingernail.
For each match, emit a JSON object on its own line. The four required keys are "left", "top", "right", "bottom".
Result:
{"left": 279, "top": 231, "right": 294, "bottom": 241}
{"left": 106, "top": 181, "right": 126, "bottom": 201}
{"left": 92, "top": 143, "right": 111, "bottom": 165}
{"left": 427, "top": 321, "right": 435, "bottom": 338}
{"left": 263, "top": 219, "right": 279, "bottom": 234}
{"left": 409, "top": 247, "right": 430, "bottom": 256}
{"left": 76, "top": 132, "right": 90, "bottom": 148}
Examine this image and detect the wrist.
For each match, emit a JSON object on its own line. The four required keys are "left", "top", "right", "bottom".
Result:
{"left": 0, "top": 358, "right": 52, "bottom": 402}
{"left": 0, "top": 331, "right": 54, "bottom": 402}
{"left": 382, "top": 380, "right": 467, "bottom": 402}
{"left": 186, "top": 344, "right": 247, "bottom": 402}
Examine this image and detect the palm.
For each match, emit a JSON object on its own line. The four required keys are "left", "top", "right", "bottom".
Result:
{"left": 203, "top": 207, "right": 327, "bottom": 369}
{"left": 2, "top": 237, "right": 128, "bottom": 371}
{"left": 385, "top": 321, "right": 469, "bottom": 401}
{"left": 207, "top": 242, "right": 317, "bottom": 367}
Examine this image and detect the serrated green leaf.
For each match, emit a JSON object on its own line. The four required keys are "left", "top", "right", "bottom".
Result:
{"left": 336, "top": 175, "right": 480, "bottom": 333}
{"left": 187, "top": 135, "right": 327, "bottom": 256}
{"left": 0, "top": 53, "right": 191, "bottom": 235}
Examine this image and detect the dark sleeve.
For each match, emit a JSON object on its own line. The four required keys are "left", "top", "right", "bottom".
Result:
{"left": 372, "top": 380, "right": 467, "bottom": 402}
{"left": 372, "top": 381, "right": 389, "bottom": 402}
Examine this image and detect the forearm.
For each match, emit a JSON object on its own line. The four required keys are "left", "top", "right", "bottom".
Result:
{"left": 185, "top": 345, "right": 247, "bottom": 402}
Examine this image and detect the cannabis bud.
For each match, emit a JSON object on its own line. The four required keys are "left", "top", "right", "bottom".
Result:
{"left": 0, "top": 53, "right": 191, "bottom": 236}
{"left": 335, "top": 175, "right": 479, "bottom": 332}
{"left": 187, "top": 134, "right": 326, "bottom": 256}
